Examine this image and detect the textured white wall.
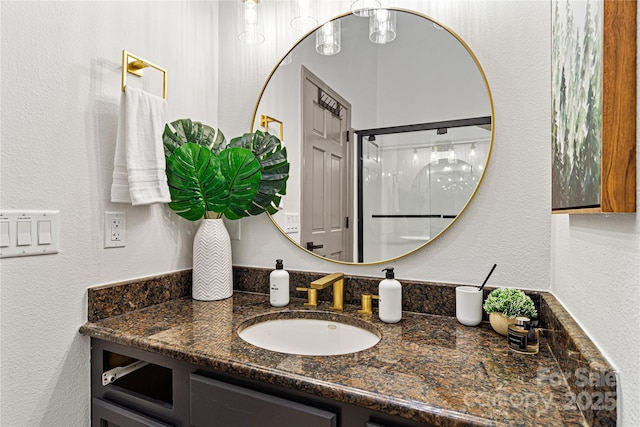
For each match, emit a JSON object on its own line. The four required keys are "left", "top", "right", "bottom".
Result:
{"left": 1, "top": 1, "right": 637, "bottom": 426}
{"left": 0, "top": 1, "right": 219, "bottom": 425}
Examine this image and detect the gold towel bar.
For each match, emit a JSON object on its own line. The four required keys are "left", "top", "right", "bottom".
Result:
{"left": 121, "top": 50, "right": 167, "bottom": 100}
{"left": 260, "top": 115, "right": 283, "bottom": 140}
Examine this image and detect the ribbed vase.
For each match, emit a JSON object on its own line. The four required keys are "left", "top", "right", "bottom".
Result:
{"left": 192, "top": 218, "right": 233, "bottom": 301}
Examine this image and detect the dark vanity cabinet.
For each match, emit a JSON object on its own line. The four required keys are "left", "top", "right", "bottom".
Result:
{"left": 91, "top": 339, "right": 433, "bottom": 427}
{"left": 93, "top": 398, "right": 174, "bottom": 427}
{"left": 91, "top": 340, "right": 190, "bottom": 427}
{"left": 190, "top": 375, "right": 337, "bottom": 427}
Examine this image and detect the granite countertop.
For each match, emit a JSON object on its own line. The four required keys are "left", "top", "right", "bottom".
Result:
{"left": 80, "top": 291, "right": 588, "bottom": 427}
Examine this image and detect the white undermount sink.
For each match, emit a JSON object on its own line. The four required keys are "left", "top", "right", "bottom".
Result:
{"left": 237, "top": 311, "right": 381, "bottom": 356}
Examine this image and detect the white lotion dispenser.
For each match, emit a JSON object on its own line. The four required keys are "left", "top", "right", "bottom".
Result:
{"left": 270, "top": 259, "right": 290, "bottom": 307}
{"left": 378, "top": 267, "right": 402, "bottom": 323}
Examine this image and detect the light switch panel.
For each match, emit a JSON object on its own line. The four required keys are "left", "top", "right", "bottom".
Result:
{"left": 284, "top": 213, "right": 299, "bottom": 233}
{"left": 225, "top": 219, "right": 241, "bottom": 241}
{"left": 0, "top": 210, "right": 60, "bottom": 258}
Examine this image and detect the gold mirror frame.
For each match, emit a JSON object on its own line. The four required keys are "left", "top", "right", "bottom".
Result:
{"left": 251, "top": 8, "right": 495, "bottom": 265}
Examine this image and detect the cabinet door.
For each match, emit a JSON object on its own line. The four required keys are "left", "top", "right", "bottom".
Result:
{"left": 190, "top": 374, "right": 337, "bottom": 427}
{"left": 92, "top": 398, "right": 173, "bottom": 427}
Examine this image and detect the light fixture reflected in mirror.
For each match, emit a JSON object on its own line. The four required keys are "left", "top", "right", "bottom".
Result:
{"left": 369, "top": 9, "right": 396, "bottom": 44}
{"left": 470, "top": 142, "right": 477, "bottom": 157}
{"left": 291, "top": 0, "right": 318, "bottom": 32}
{"left": 351, "top": 0, "right": 381, "bottom": 17}
{"left": 316, "top": 20, "right": 341, "bottom": 56}
{"left": 448, "top": 144, "right": 457, "bottom": 164}
{"left": 238, "top": 0, "right": 265, "bottom": 45}
{"left": 279, "top": 54, "right": 293, "bottom": 67}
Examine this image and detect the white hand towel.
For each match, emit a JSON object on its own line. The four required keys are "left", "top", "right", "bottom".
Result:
{"left": 110, "top": 86, "right": 171, "bottom": 205}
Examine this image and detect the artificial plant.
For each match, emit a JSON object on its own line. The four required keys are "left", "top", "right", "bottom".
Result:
{"left": 482, "top": 288, "right": 537, "bottom": 319}
{"left": 163, "top": 118, "right": 289, "bottom": 221}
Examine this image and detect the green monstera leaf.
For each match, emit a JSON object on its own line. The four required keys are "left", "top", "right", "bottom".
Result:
{"left": 218, "top": 147, "right": 262, "bottom": 220}
{"left": 166, "top": 143, "right": 228, "bottom": 221}
{"left": 166, "top": 144, "right": 262, "bottom": 221}
{"left": 229, "top": 130, "right": 290, "bottom": 215}
{"left": 163, "top": 118, "right": 226, "bottom": 158}
{"left": 163, "top": 119, "right": 289, "bottom": 221}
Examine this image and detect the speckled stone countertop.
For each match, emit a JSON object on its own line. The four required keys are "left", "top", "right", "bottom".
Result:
{"left": 80, "top": 291, "right": 593, "bottom": 427}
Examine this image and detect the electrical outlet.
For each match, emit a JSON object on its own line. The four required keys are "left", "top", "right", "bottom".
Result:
{"left": 111, "top": 218, "right": 123, "bottom": 241}
{"left": 104, "top": 212, "right": 126, "bottom": 248}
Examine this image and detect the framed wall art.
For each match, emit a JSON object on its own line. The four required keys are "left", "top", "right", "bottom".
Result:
{"left": 551, "top": 0, "right": 636, "bottom": 213}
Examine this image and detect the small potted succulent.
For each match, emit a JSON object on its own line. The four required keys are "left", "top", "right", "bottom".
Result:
{"left": 483, "top": 288, "right": 537, "bottom": 336}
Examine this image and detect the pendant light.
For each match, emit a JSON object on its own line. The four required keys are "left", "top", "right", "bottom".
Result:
{"left": 369, "top": 9, "right": 396, "bottom": 44}
{"left": 238, "top": 0, "right": 264, "bottom": 45}
{"left": 291, "top": 0, "right": 318, "bottom": 32}
{"left": 316, "top": 20, "right": 341, "bottom": 56}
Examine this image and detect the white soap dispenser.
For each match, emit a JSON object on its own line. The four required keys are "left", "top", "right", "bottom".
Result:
{"left": 270, "top": 259, "right": 290, "bottom": 307}
{"left": 378, "top": 267, "right": 402, "bottom": 323}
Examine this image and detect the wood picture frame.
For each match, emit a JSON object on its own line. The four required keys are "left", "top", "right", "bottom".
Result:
{"left": 551, "top": 0, "right": 636, "bottom": 214}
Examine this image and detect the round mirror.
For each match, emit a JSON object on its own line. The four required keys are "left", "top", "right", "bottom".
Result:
{"left": 252, "top": 9, "right": 493, "bottom": 264}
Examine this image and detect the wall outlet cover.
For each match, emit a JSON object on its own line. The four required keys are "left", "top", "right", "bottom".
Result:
{"left": 104, "top": 212, "right": 126, "bottom": 248}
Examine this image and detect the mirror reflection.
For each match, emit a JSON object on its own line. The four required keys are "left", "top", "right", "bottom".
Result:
{"left": 358, "top": 118, "right": 491, "bottom": 262}
{"left": 253, "top": 9, "right": 493, "bottom": 264}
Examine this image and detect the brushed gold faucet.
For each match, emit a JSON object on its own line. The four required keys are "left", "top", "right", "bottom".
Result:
{"left": 295, "top": 287, "right": 318, "bottom": 307}
{"left": 358, "top": 294, "right": 379, "bottom": 315}
{"left": 310, "top": 272, "right": 344, "bottom": 312}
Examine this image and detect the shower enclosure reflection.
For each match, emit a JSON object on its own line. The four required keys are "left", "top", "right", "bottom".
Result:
{"left": 357, "top": 117, "right": 491, "bottom": 262}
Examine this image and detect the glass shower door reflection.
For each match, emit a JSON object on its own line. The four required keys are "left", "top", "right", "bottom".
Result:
{"left": 358, "top": 119, "right": 490, "bottom": 262}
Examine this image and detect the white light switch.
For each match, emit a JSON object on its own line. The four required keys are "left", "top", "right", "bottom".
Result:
{"left": 17, "top": 221, "right": 32, "bottom": 246}
{"left": 0, "top": 210, "right": 59, "bottom": 258}
{"left": 38, "top": 220, "right": 52, "bottom": 245}
{"left": 0, "top": 221, "right": 9, "bottom": 247}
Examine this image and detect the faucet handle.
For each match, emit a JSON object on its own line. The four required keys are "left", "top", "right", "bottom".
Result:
{"left": 358, "top": 294, "right": 379, "bottom": 315}
{"left": 296, "top": 287, "right": 318, "bottom": 307}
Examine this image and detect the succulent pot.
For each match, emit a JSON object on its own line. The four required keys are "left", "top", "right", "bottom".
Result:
{"left": 489, "top": 312, "right": 513, "bottom": 336}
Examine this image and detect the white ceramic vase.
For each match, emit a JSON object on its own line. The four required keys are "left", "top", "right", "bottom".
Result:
{"left": 192, "top": 218, "right": 233, "bottom": 301}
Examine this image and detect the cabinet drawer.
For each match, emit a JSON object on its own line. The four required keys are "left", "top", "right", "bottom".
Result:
{"left": 190, "top": 374, "right": 337, "bottom": 427}
{"left": 92, "top": 398, "right": 173, "bottom": 427}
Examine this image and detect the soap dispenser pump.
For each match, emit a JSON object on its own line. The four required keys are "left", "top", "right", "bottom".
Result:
{"left": 270, "top": 259, "right": 289, "bottom": 307}
{"left": 378, "top": 267, "right": 402, "bottom": 323}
